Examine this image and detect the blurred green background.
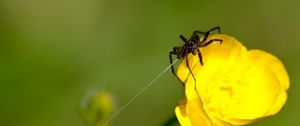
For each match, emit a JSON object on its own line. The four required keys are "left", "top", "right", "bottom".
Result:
{"left": 1, "top": 0, "right": 299, "bottom": 126}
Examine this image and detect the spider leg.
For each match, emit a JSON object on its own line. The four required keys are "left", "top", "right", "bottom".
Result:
{"left": 193, "top": 30, "right": 206, "bottom": 35}
{"left": 196, "top": 49, "right": 204, "bottom": 65}
{"left": 169, "top": 51, "right": 177, "bottom": 77}
{"left": 194, "top": 26, "right": 221, "bottom": 38}
{"left": 180, "top": 35, "right": 188, "bottom": 43}
{"left": 173, "top": 47, "right": 181, "bottom": 53}
{"left": 202, "top": 39, "right": 223, "bottom": 47}
{"left": 185, "top": 54, "right": 197, "bottom": 84}
{"left": 200, "top": 26, "right": 222, "bottom": 44}
{"left": 169, "top": 51, "right": 185, "bottom": 85}
{"left": 206, "top": 26, "right": 221, "bottom": 34}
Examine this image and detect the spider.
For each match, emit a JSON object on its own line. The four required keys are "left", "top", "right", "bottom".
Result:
{"left": 169, "top": 26, "right": 223, "bottom": 84}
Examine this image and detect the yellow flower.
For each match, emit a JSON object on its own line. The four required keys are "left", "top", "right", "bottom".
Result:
{"left": 78, "top": 90, "right": 115, "bottom": 126}
{"left": 175, "top": 34, "right": 289, "bottom": 126}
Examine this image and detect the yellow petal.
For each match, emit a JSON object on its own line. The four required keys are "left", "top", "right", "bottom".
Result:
{"left": 247, "top": 49, "right": 289, "bottom": 115}
{"left": 199, "top": 34, "right": 248, "bottom": 69}
{"left": 177, "top": 34, "right": 248, "bottom": 87}
{"left": 220, "top": 64, "right": 282, "bottom": 122}
{"left": 265, "top": 87, "right": 287, "bottom": 115}
{"left": 247, "top": 49, "right": 289, "bottom": 90}
{"left": 175, "top": 104, "right": 193, "bottom": 126}
{"left": 185, "top": 80, "right": 214, "bottom": 126}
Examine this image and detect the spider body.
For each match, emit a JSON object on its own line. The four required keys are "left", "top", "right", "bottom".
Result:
{"left": 169, "top": 26, "right": 223, "bottom": 84}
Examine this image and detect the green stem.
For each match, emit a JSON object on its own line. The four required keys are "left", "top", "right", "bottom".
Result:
{"left": 161, "top": 115, "right": 179, "bottom": 126}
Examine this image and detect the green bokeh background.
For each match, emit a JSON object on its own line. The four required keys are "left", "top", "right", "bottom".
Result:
{"left": 1, "top": 0, "right": 299, "bottom": 126}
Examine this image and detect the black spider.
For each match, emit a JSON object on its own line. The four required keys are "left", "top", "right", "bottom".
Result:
{"left": 169, "top": 26, "right": 223, "bottom": 84}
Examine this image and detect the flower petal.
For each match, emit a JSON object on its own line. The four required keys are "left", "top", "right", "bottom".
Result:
{"left": 175, "top": 104, "right": 193, "bottom": 126}
{"left": 247, "top": 49, "right": 289, "bottom": 90}
{"left": 247, "top": 49, "right": 289, "bottom": 115}
{"left": 219, "top": 64, "right": 282, "bottom": 122}
{"left": 185, "top": 80, "right": 214, "bottom": 126}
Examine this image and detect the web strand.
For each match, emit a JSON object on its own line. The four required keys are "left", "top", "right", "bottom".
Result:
{"left": 103, "top": 59, "right": 179, "bottom": 126}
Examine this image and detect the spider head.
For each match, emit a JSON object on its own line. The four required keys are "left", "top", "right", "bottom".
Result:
{"left": 190, "top": 33, "right": 200, "bottom": 44}
{"left": 177, "top": 52, "right": 186, "bottom": 59}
